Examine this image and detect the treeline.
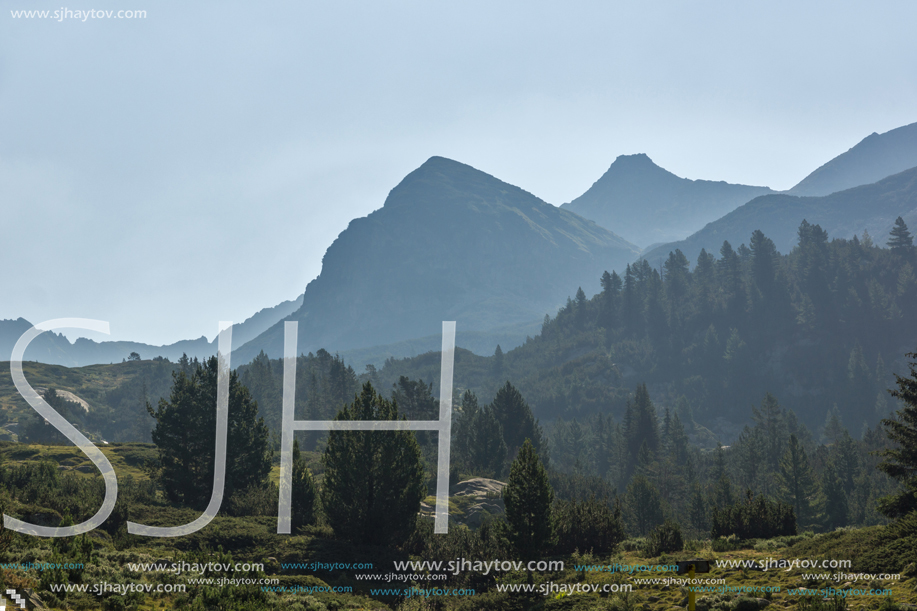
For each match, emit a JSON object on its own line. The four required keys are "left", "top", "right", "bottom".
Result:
{"left": 540, "top": 221, "right": 916, "bottom": 430}
{"left": 546, "top": 383, "right": 898, "bottom": 538}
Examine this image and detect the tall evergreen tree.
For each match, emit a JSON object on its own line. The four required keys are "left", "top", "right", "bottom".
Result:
{"left": 149, "top": 356, "right": 271, "bottom": 508}
{"left": 491, "top": 382, "right": 547, "bottom": 466}
{"left": 290, "top": 438, "right": 317, "bottom": 531}
{"left": 624, "top": 383, "right": 659, "bottom": 471}
{"left": 779, "top": 434, "right": 818, "bottom": 529}
{"left": 493, "top": 344, "right": 505, "bottom": 377}
{"left": 453, "top": 390, "right": 479, "bottom": 471}
{"left": 689, "top": 482, "right": 709, "bottom": 532}
{"left": 321, "top": 383, "right": 425, "bottom": 546}
{"left": 888, "top": 216, "right": 914, "bottom": 252}
{"left": 503, "top": 439, "right": 555, "bottom": 562}
{"left": 820, "top": 462, "right": 848, "bottom": 530}
{"left": 626, "top": 474, "right": 664, "bottom": 536}
{"left": 471, "top": 405, "right": 507, "bottom": 478}
{"left": 877, "top": 349, "right": 917, "bottom": 518}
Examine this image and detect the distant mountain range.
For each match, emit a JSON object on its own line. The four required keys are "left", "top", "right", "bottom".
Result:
{"left": 0, "top": 293, "right": 303, "bottom": 366}
{"left": 560, "top": 153, "right": 773, "bottom": 248}
{"left": 8, "top": 121, "right": 917, "bottom": 369}
{"left": 232, "top": 156, "right": 640, "bottom": 364}
{"left": 643, "top": 165, "right": 917, "bottom": 266}
{"left": 788, "top": 121, "right": 917, "bottom": 196}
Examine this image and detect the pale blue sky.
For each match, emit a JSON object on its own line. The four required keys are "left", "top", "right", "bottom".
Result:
{"left": 2, "top": 0, "right": 916, "bottom": 345}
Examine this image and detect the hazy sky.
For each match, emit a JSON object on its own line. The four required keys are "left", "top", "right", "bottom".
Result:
{"left": 2, "top": 0, "right": 916, "bottom": 346}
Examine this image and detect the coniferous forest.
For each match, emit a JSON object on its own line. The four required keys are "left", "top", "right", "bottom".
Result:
{"left": 1, "top": 222, "right": 917, "bottom": 610}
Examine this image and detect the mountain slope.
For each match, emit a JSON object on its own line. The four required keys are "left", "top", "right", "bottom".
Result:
{"left": 560, "top": 154, "right": 773, "bottom": 248}
{"left": 234, "top": 156, "right": 640, "bottom": 362}
{"left": 643, "top": 165, "right": 917, "bottom": 265}
{"left": 789, "top": 121, "right": 917, "bottom": 196}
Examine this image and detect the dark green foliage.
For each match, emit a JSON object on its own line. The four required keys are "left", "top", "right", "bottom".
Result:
{"left": 779, "top": 434, "right": 818, "bottom": 528}
{"left": 321, "top": 382, "right": 425, "bottom": 546}
{"left": 239, "top": 349, "right": 360, "bottom": 449}
{"left": 1, "top": 460, "right": 107, "bottom": 523}
{"left": 888, "top": 216, "right": 914, "bottom": 252}
{"left": 820, "top": 463, "right": 848, "bottom": 530}
{"left": 148, "top": 356, "right": 272, "bottom": 509}
{"left": 406, "top": 518, "right": 512, "bottom": 591}
{"left": 798, "top": 596, "right": 847, "bottom": 611}
{"left": 19, "top": 388, "right": 81, "bottom": 445}
{"left": 711, "top": 489, "right": 796, "bottom": 539}
{"left": 624, "top": 384, "right": 658, "bottom": 474}
{"left": 491, "top": 382, "right": 548, "bottom": 468}
{"left": 625, "top": 474, "right": 663, "bottom": 536}
{"left": 549, "top": 469, "right": 618, "bottom": 502}
{"left": 453, "top": 390, "right": 507, "bottom": 477}
{"left": 503, "top": 439, "right": 555, "bottom": 561}
{"left": 290, "top": 438, "right": 317, "bottom": 531}
{"left": 689, "top": 482, "right": 709, "bottom": 532}
{"left": 877, "top": 348, "right": 917, "bottom": 518}
{"left": 643, "top": 519, "right": 683, "bottom": 556}
{"left": 470, "top": 406, "right": 507, "bottom": 478}
{"left": 553, "top": 495, "right": 626, "bottom": 555}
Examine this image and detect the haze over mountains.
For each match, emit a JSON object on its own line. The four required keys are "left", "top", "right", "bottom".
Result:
{"left": 788, "top": 121, "right": 917, "bottom": 196}
{"left": 232, "top": 156, "right": 639, "bottom": 363}
{"left": 643, "top": 122, "right": 917, "bottom": 265}
{"left": 642, "top": 165, "right": 917, "bottom": 266}
{"left": 7, "top": 121, "right": 917, "bottom": 368}
{"left": 0, "top": 293, "right": 303, "bottom": 367}
{"left": 560, "top": 153, "right": 773, "bottom": 248}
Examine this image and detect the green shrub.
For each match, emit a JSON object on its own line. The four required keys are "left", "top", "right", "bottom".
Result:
{"left": 711, "top": 535, "right": 750, "bottom": 552}
{"left": 711, "top": 490, "right": 795, "bottom": 540}
{"left": 620, "top": 537, "right": 645, "bottom": 552}
{"left": 797, "top": 596, "right": 847, "bottom": 611}
{"left": 644, "top": 520, "right": 683, "bottom": 556}
{"left": 553, "top": 495, "right": 626, "bottom": 555}
{"left": 731, "top": 597, "right": 759, "bottom": 611}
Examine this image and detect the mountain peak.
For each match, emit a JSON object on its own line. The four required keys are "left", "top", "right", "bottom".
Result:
{"left": 614, "top": 153, "right": 654, "bottom": 164}
{"left": 561, "top": 155, "right": 772, "bottom": 247}
{"left": 789, "top": 121, "right": 917, "bottom": 196}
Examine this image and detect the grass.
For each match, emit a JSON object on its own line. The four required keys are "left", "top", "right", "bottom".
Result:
{"left": 1, "top": 446, "right": 915, "bottom": 610}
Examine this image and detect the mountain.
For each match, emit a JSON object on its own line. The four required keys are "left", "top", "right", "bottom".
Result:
{"left": 233, "top": 156, "right": 640, "bottom": 363}
{"left": 560, "top": 154, "right": 773, "bottom": 248}
{"left": 642, "top": 165, "right": 917, "bottom": 266}
{"left": 789, "top": 121, "right": 917, "bottom": 197}
{"left": 1, "top": 293, "right": 303, "bottom": 366}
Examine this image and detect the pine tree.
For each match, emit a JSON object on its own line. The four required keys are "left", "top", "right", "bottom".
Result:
{"left": 493, "top": 344, "right": 504, "bottom": 376}
{"left": 599, "top": 270, "right": 622, "bottom": 330}
{"left": 503, "top": 439, "right": 555, "bottom": 561}
{"left": 626, "top": 474, "right": 664, "bottom": 536}
{"left": 689, "top": 482, "right": 709, "bottom": 532}
{"left": 149, "top": 356, "right": 271, "bottom": 508}
{"left": 471, "top": 405, "right": 507, "bottom": 478}
{"left": 453, "top": 390, "right": 479, "bottom": 471}
{"left": 624, "top": 383, "right": 659, "bottom": 471}
{"left": 823, "top": 406, "right": 844, "bottom": 445}
{"left": 290, "top": 438, "right": 317, "bottom": 531}
{"left": 820, "top": 463, "right": 848, "bottom": 530}
{"left": 888, "top": 216, "right": 914, "bottom": 252}
{"left": 752, "top": 393, "right": 787, "bottom": 473}
{"left": 877, "top": 349, "right": 917, "bottom": 518}
{"left": 491, "top": 382, "right": 547, "bottom": 467}
{"left": 718, "top": 241, "right": 746, "bottom": 322}
{"left": 321, "top": 382, "right": 425, "bottom": 546}
{"left": 778, "top": 434, "right": 818, "bottom": 529}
